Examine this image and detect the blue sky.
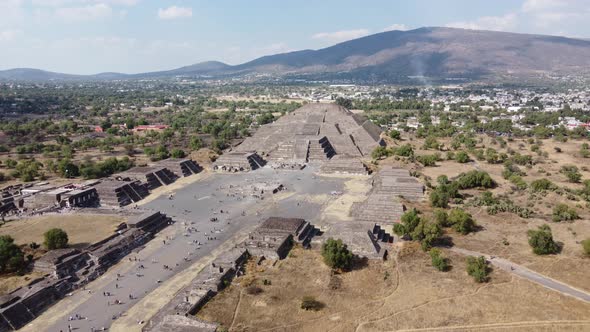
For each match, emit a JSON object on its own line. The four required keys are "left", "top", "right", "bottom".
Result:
{"left": 1, "top": 0, "right": 589, "bottom": 74}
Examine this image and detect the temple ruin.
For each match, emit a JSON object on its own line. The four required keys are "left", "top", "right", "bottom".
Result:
{"left": 214, "top": 103, "right": 384, "bottom": 173}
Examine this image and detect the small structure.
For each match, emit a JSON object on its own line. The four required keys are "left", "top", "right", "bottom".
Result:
{"left": 94, "top": 180, "right": 148, "bottom": 207}
{"left": 153, "top": 158, "right": 202, "bottom": 177}
{"left": 242, "top": 217, "right": 316, "bottom": 260}
{"left": 118, "top": 166, "right": 178, "bottom": 190}
{"left": 213, "top": 152, "right": 266, "bottom": 172}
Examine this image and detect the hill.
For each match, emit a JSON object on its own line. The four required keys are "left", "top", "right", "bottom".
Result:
{"left": 2, "top": 27, "right": 590, "bottom": 83}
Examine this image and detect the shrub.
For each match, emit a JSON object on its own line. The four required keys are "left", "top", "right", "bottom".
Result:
{"left": 466, "top": 256, "right": 490, "bottom": 283}
{"left": 170, "top": 148, "right": 186, "bottom": 158}
{"left": 301, "top": 296, "right": 323, "bottom": 311}
{"left": 423, "top": 136, "right": 441, "bottom": 150}
{"left": 527, "top": 225, "right": 559, "bottom": 255}
{"left": 44, "top": 228, "right": 69, "bottom": 250}
{"left": 429, "top": 248, "right": 449, "bottom": 271}
{"left": 447, "top": 208, "right": 477, "bottom": 235}
{"left": 321, "top": 238, "right": 353, "bottom": 270}
{"left": 371, "top": 146, "right": 393, "bottom": 159}
{"left": 389, "top": 129, "right": 401, "bottom": 140}
{"left": 530, "top": 179, "right": 557, "bottom": 192}
{"left": 454, "top": 151, "right": 470, "bottom": 163}
{"left": 433, "top": 209, "right": 449, "bottom": 226}
{"left": 560, "top": 165, "right": 582, "bottom": 183}
{"left": 394, "top": 144, "right": 414, "bottom": 157}
{"left": 456, "top": 171, "right": 495, "bottom": 189}
{"left": 416, "top": 154, "right": 438, "bottom": 167}
{"left": 552, "top": 204, "right": 579, "bottom": 222}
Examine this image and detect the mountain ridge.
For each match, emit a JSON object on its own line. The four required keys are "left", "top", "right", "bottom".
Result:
{"left": 2, "top": 27, "right": 590, "bottom": 83}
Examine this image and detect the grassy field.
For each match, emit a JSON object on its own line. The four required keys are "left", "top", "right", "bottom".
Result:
{"left": 0, "top": 213, "right": 125, "bottom": 248}
{"left": 198, "top": 245, "right": 590, "bottom": 331}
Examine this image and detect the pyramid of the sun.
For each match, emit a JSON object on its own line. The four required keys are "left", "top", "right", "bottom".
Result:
{"left": 234, "top": 103, "right": 384, "bottom": 167}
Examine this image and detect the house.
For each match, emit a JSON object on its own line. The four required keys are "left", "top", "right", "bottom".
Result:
{"left": 132, "top": 125, "right": 170, "bottom": 133}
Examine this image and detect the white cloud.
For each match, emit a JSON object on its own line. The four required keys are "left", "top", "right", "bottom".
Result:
{"left": 445, "top": 13, "right": 517, "bottom": 32}
{"left": 0, "top": 29, "right": 21, "bottom": 42}
{"left": 383, "top": 24, "right": 409, "bottom": 32}
{"left": 311, "top": 29, "right": 370, "bottom": 43}
{"left": 55, "top": 3, "right": 113, "bottom": 21}
{"left": 32, "top": 0, "right": 139, "bottom": 6}
{"left": 157, "top": 6, "right": 192, "bottom": 20}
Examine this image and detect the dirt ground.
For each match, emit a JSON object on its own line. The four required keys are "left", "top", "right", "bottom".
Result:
{"left": 0, "top": 213, "right": 125, "bottom": 248}
{"left": 197, "top": 245, "right": 590, "bottom": 331}
{"left": 0, "top": 271, "right": 45, "bottom": 295}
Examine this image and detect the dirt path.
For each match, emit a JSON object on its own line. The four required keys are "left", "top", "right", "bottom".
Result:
{"left": 450, "top": 247, "right": 590, "bottom": 303}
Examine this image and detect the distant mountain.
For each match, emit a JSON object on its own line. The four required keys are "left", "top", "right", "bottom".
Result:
{"left": 2, "top": 27, "right": 590, "bottom": 83}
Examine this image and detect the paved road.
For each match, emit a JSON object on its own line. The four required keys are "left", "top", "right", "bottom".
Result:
{"left": 450, "top": 247, "right": 590, "bottom": 303}
{"left": 25, "top": 166, "right": 344, "bottom": 332}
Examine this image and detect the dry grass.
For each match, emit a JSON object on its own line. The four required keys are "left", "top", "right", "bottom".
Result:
{"left": 197, "top": 245, "right": 590, "bottom": 331}
{"left": 0, "top": 213, "right": 125, "bottom": 248}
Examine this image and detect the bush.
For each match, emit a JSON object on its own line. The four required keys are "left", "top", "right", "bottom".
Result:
{"left": 433, "top": 209, "right": 449, "bottom": 226}
{"left": 0, "top": 236, "right": 25, "bottom": 273}
{"left": 456, "top": 171, "right": 495, "bottom": 189}
{"left": 423, "top": 136, "right": 441, "bottom": 150}
{"left": 582, "top": 239, "right": 590, "bottom": 256}
{"left": 170, "top": 148, "right": 186, "bottom": 158}
{"left": 560, "top": 165, "right": 582, "bottom": 183}
{"left": 454, "top": 151, "right": 470, "bottom": 163}
{"left": 447, "top": 208, "right": 477, "bottom": 235}
{"left": 551, "top": 204, "right": 579, "bottom": 222}
{"left": 394, "top": 144, "right": 414, "bottom": 157}
{"left": 44, "top": 228, "right": 69, "bottom": 250}
{"left": 371, "top": 146, "right": 392, "bottom": 159}
{"left": 429, "top": 248, "right": 449, "bottom": 271}
{"left": 389, "top": 129, "right": 401, "bottom": 140}
{"left": 527, "top": 225, "right": 559, "bottom": 255}
{"left": 301, "top": 296, "right": 323, "bottom": 311}
{"left": 530, "top": 179, "right": 557, "bottom": 192}
{"left": 466, "top": 256, "right": 490, "bottom": 283}
{"left": 416, "top": 154, "right": 438, "bottom": 167}
{"left": 321, "top": 238, "right": 353, "bottom": 270}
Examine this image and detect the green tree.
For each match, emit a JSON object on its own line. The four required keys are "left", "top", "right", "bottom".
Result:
{"left": 321, "top": 238, "right": 354, "bottom": 270}
{"left": 389, "top": 129, "right": 401, "bottom": 140}
{"left": 0, "top": 235, "right": 25, "bottom": 273}
{"left": 371, "top": 146, "right": 393, "bottom": 159}
{"left": 447, "top": 209, "right": 477, "bottom": 235}
{"left": 44, "top": 228, "right": 69, "bottom": 250}
{"left": 57, "top": 159, "right": 80, "bottom": 178}
{"left": 429, "top": 248, "right": 449, "bottom": 271}
{"left": 466, "top": 256, "right": 490, "bottom": 283}
{"left": 189, "top": 136, "right": 203, "bottom": 151}
{"left": 527, "top": 225, "right": 559, "bottom": 255}
{"left": 530, "top": 179, "right": 557, "bottom": 192}
{"left": 335, "top": 97, "right": 353, "bottom": 109}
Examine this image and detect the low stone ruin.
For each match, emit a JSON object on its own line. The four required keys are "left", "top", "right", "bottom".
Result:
{"left": 0, "top": 277, "right": 72, "bottom": 331}
{"left": 118, "top": 166, "right": 179, "bottom": 190}
{"left": 320, "top": 155, "right": 370, "bottom": 175}
{"left": 154, "top": 158, "right": 202, "bottom": 177}
{"left": 241, "top": 217, "right": 317, "bottom": 260}
{"left": 93, "top": 179, "right": 148, "bottom": 207}
{"left": 144, "top": 249, "right": 249, "bottom": 332}
{"left": 213, "top": 151, "right": 266, "bottom": 172}
{"left": 0, "top": 211, "right": 174, "bottom": 332}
